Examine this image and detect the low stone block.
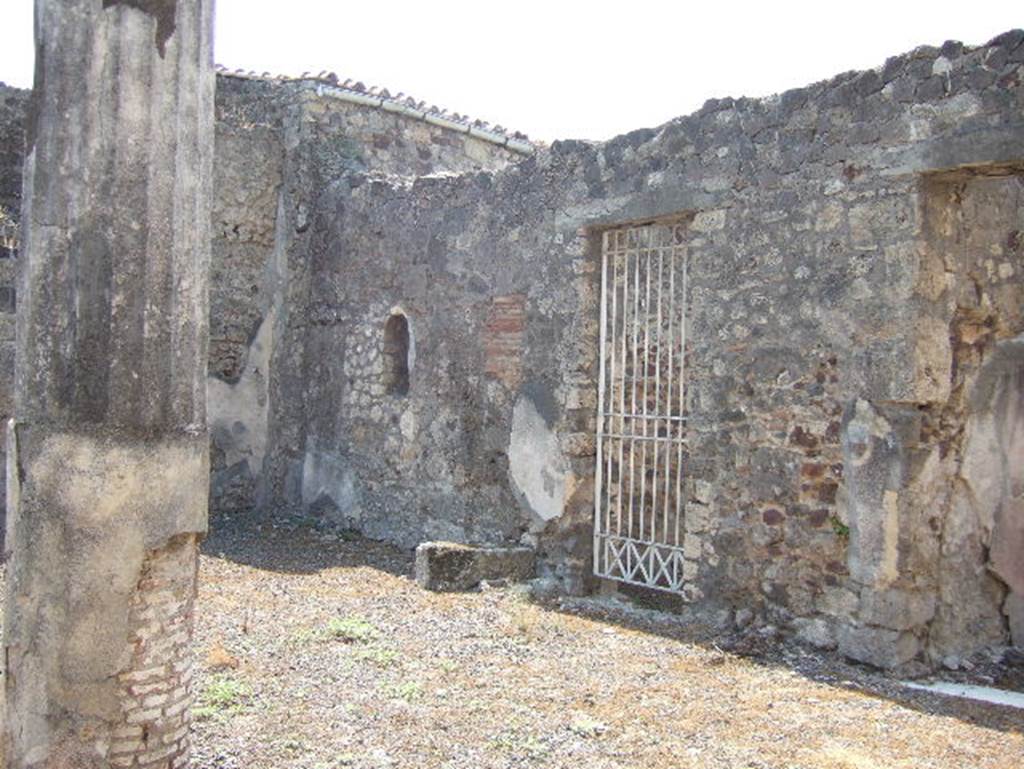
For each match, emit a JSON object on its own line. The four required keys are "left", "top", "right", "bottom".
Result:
{"left": 837, "top": 622, "right": 920, "bottom": 668}
{"left": 415, "top": 541, "right": 535, "bottom": 592}
{"left": 858, "top": 587, "right": 936, "bottom": 631}
{"left": 793, "top": 617, "right": 837, "bottom": 650}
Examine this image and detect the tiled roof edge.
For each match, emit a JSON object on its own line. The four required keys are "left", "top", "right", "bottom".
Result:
{"left": 215, "top": 66, "right": 535, "bottom": 155}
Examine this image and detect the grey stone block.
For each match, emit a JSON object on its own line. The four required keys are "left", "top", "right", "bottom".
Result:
{"left": 838, "top": 622, "right": 921, "bottom": 668}
{"left": 793, "top": 617, "right": 837, "bottom": 650}
{"left": 858, "top": 588, "right": 936, "bottom": 631}
{"left": 415, "top": 541, "right": 535, "bottom": 592}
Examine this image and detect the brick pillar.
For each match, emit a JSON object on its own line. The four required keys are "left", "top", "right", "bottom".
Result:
{"left": 2, "top": 1, "right": 214, "bottom": 767}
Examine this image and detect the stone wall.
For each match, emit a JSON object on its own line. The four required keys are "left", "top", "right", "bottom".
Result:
{"left": 205, "top": 73, "right": 527, "bottom": 512}
{"left": 0, "top": 31, "right": 1021, "bottom": 669}
{"left": 0, "top": 71, "right": 528, "bottom": 518}
{"left": 0, "top": 83, "right": 26, "bottom": 228}
{"left": 282, "top": 31, "right": 1024, "bottom": 665}
{"left": 0, "top": 83, "right": 28, "bottom": 523}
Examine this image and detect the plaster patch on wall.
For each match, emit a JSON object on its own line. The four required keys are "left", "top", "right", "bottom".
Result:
{"left": 959, "top": 336, "right": 1024, "bottom": 629}
{"left": 301, "top": 446, "right": 360, "bottom": 521}
{"left": 508, "top": 393, "right": 567, "bottom": 525}
{"left": 880, "top": 489, "right": 900, "bottom": 585}
{"left": 399, "top": 408, "right": 418, "bottom": 441}
{"left": 22, "top": 429, "right": 208, "bottom": 544}
{"left": 842, "top": 399, "right": 903, "bottom": 589}
{"left": 208, "top": 305, "right": 274, "bottom": 475}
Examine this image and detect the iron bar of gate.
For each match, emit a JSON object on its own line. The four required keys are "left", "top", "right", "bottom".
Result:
{"left": 663, "top": 239, "right": 677, "bottom": 550}
{"left": 628, "top": 240, "right": 641, "bottom": 543}
{"left": 639, "top": 242, "right": 651, "bottom": 545}
{"left": 653, "top": 244, "right": 664, "bottom": 545}
{"left": 594, "top": 231, "right": 609, "bottom": 576}
{"left": 618, "top": 233, "right": 628, "bottom": 540}
{"left": 606, "top": 234, "right": 616, "bottom": 540}
{"left": 674, "top": 238, "right": 688, "bottom": 549}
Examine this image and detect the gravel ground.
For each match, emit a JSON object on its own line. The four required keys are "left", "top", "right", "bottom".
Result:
{"left": 2, "top": 514, "right": 1022, "bottom": 769}
{"left": 190, "top": 515, "right": 1023, "bottom": 769}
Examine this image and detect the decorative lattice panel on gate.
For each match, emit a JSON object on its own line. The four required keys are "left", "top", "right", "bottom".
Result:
{"left": 593, "top": 222, "right": 689, "bottom": 593}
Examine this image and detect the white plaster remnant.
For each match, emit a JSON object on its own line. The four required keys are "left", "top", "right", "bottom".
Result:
{"left": 400, "top": 409, "right": 418, "bottom": 441}
{"left": 691, "top": 209, "right": 726, "bottom": 232}
{"left": 932, "top": 57, "right": 952, "bottom": 76}
{"left": 880, "top": 489, "right": 901, "bottom": 585}
{"left": 900, "top": 681, "right": 1024, "bottom": 710}
{"left": 207, "top": 307, "right": 275, "bottom": 476}
{"left": 508, "top": 394, "right": 567, "bottom": 524}
{"left": 301, "top": 446, "right": 359, "bottom": 517}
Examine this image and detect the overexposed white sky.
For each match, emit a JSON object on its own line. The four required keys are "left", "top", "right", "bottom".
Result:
{"left": 1, "top": 1, "right": 1020, "bottom": 141}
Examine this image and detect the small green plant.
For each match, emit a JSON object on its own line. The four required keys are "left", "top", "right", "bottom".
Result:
{"left": 569, "top": 714, "right": 608, "bottom": 738}
{"left": 326, "top": 615, "right": 379, "bottom": 643}
{"left": 383, "top": 680, "right": 423, "bottom": 702}
{"left": 287, "top": 626, "right": 320, "bottom": 646}
{"left": 438, "top": 658, "right": 459, "bottom": 674}
{"left": 279, "top": 737, "right": 306, "bottom": 754}
{"left": 194, "top": 673, "right": 250, "bottom": 720}
{"left": 829, "top": 514, "right": 850, "bottom": 538}
{"left": 490, "top": 730, "right": 549, "bottom": 760}
{"left": 354, "top": 646, "right": 399, "bottom": 668}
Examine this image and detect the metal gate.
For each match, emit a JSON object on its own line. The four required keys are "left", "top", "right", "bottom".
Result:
{"left": 593, "top": 222, "right": 689, "bottom": 593}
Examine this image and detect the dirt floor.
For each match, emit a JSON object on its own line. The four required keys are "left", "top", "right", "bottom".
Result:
{"left": 0, "top": 515, "right": 1021, "bottom": 768}
{"left": 183, "top": 515, "right": 1024, "bottom": 769}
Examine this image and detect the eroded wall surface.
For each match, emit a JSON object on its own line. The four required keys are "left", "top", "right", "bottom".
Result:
{"left": 206, "top": 74, "right": 526, "bottom": 512}
{"left": 0, "top": 31, "right": 1021, "bottom": 669}
{"left": 917, "top": 172, "right": 1024, "bottom": 659}
{"left": 287, "top": 32, "right": 1024, "bottom": 664}
{"left": 0, "top": 83, "right": 28, "bottom": 522}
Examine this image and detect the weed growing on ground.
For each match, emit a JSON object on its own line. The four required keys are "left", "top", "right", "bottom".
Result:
{"left": 287, "top": 626, "right": 320, "bottom": 646}
{"left": 508, "top": 604, "right": 544, "bottom": 641}
{"left": 383, "top": 680, "right": 423, "bottom": 702}
{"left": 194, "top": 673, "right": 250, "bottom": 720}
{"left": 490, "top": 730, "right": 549, "bottom": 760}
{"left": 278, "top": 737, "right": 306, "bottom": 754}
{"left": 353, "top": 646, "right": 400, "bottom": 668}
{"left": 569, "top": 714, "right": 608, "bottom": 738}
{"left": 285, "top": 617, "right": 380, "bottom": 647}
{"left": 327, "top": 615, "right": 379, "bottom": 643}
